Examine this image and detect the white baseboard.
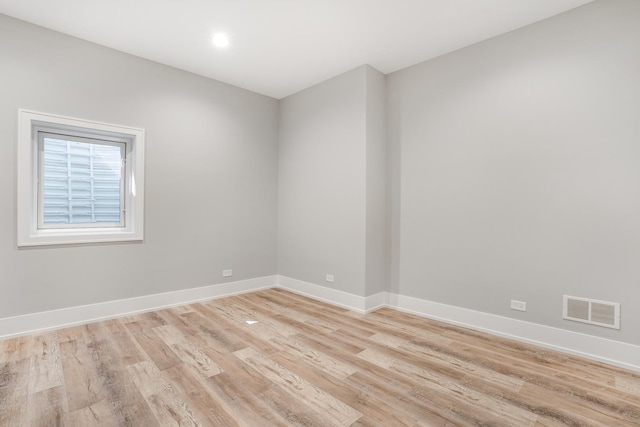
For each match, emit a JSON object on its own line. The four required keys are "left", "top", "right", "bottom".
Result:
{"left": 277, "top": 275, "right": 368, "bottom": 313}
{"left": 274, "top": 277, "right": 640, "bottom": 371}
{"left": 364, "top": 291, "right": 389, "bottom": 313}
{"left": 388, "top": 292, "right": 640, "bottom": 373}
{"left": 275, "top": 275, "right": 385, "bottom": 313}
{"left": 2, "top": 275, "right": 638, "bottom": 372}
{"left": 0, "top": 275, "right": 277, "bottom": 340}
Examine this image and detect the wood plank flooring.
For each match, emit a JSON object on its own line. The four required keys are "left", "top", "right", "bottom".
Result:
{"left": 1, "top": 288, "right": 639, "bottom": 426}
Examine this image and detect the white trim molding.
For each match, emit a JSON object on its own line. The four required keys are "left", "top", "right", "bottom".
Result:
{"left": 0, "top": 275, "right": 276, "bottom": 340}
{"left": 1, "top": 276, "right": 637, "bottom": 372}
{"left": 364, "top": 291, "right": 389, "bottom": 313}
{"left": 387, "top": 292, "right": 640, "bottom": 373}
{"left": 277, "top": 275, "right": 368, "bottom": 313}
{"left": 276, "top": 275, "right": 387, "bottom": 313}
{"left": 274, "top": 277, "right": 640, "bottom": 371}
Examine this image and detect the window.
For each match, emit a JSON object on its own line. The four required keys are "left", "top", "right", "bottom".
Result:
{"left": 39, "top": 133, "right": 125, "bottom": 228}
{"left": 18, "top": 110, "right": 145, "bottom": 246}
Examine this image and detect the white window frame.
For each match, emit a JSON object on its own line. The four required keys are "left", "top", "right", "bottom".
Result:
{"left": 17, "top": 109, "right": 145, "bottom": 247}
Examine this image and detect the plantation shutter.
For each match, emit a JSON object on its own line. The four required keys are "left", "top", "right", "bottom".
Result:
{"left": 39, "top": 133, "right": 125, "bottom": 227}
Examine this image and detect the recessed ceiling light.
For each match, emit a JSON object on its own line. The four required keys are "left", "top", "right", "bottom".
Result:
{"left": 212, "top": 33, "right": 229, "bottom": 48}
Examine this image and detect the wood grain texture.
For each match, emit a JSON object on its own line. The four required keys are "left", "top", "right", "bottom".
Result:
{"left": 0, "top": 288, "right": 638, "bottom": 426}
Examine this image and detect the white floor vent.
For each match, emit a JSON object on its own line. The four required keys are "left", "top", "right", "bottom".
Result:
{"left": 563, "top": 295, "right": 620, "bottom": 329}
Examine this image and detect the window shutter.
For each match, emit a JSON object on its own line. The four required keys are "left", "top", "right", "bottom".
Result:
{"left": 41, "top": 135, "right": 124, "bottom": 226}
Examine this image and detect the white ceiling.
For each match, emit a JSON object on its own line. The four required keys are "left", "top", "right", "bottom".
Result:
{"left": 0, "top": 0, "right": 594, "bottom": 99}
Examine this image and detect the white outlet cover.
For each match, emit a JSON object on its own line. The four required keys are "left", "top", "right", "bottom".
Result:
{"left": 510, "top": 300, "right": 527, "bottom": 311}
{"left": 223, "top": 269, "right": 232, "bottom": 277}
{"left": 325, "top": 274, "right": 334, "bottom": 283}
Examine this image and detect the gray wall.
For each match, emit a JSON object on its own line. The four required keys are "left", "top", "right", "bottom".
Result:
{"left": 364, "top": 66, "right": 388, "bottom": 296}
{"left": 278, "top": 66, "right": 368, "bottom": 296}
{"left": 387, "top": 0, "right": 640, "bottom": 344}
{"left": 277, "top": 65, "right": 386, "bottom": 298}
{"left": 0, "top": 14, "right": 279, "bottom": 317}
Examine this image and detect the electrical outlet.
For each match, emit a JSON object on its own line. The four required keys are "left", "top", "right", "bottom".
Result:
{"left": 223, "top": 269, "right": 232, "bottom": 277}
{"left": 325, "top": 274, "right": 334, "bottom": 283}
{"left": 510, "top": 300, "right": 527, "bottom": 312}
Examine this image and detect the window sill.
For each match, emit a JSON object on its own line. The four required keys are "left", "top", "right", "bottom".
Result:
{"left": 17, "top": 227, "right": 144, "bottom": 247}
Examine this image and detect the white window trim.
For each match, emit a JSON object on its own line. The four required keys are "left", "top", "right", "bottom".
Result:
{"left": 17, "top": 109, "right": 145, "bottom": 247}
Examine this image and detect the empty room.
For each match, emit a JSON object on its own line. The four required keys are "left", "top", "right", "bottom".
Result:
{"left": 1, "top": 0, "right": 639, "bottom": 425}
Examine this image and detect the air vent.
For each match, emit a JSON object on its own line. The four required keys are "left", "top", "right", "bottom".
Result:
{"left": 563, "top": 295, "right": 620, "bottom": 329}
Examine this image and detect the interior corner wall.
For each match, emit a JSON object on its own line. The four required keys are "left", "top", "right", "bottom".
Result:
{"left": 387, "top": 0, "right": 640, "bottom": 345}
{"left": 364, "top": 66, "right": 388, "bottom": 297}
{"left": 0, "top": 14, "right": 279, "bottom": 318}
{"left": 277, "top": 66, "right": 369, "bottom": 296}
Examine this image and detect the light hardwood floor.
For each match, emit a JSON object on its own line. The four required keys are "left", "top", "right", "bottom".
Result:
{"left": 1, "top": 288, "right": 639, "bottom": 426}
